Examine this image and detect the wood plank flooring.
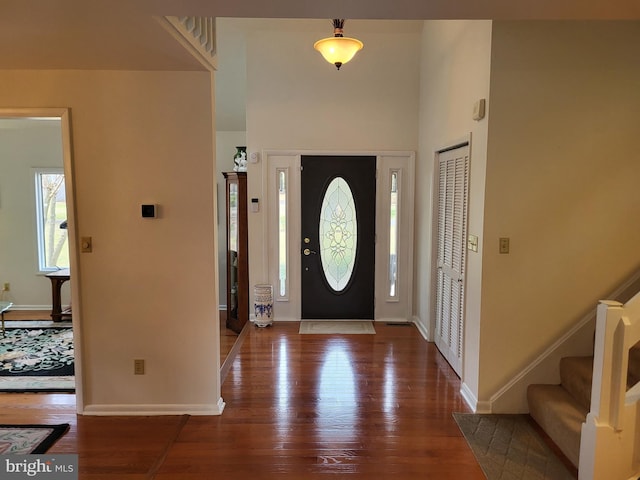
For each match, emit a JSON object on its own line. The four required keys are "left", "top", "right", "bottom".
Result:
{"left": 0, "top": 321, "right": 485, "bottom": 479}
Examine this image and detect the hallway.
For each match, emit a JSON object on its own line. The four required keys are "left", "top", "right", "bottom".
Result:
{"left": 0, "top": 322, "right": 484, "bottom": 479}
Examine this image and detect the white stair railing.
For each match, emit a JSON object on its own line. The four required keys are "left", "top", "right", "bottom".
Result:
{"left": 579, "top": 291, "right": 640, "bottom": 480}
{"left": 156, "top": 16, "right": 217, "bottom": 70}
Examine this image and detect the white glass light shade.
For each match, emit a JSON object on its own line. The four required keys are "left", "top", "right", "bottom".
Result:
{"left": 314, "top": 37, "right": 363, "bottom": 68}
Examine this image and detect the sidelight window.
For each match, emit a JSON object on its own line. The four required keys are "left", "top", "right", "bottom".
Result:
{"left": 277, "top": 169, "right": 288, "bottom": 297}
{"left": 389, "top": 171, "right": 400, "bottom": 298}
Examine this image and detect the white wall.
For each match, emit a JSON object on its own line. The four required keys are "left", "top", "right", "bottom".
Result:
{"left": 245, "top": 19, "right": 422, "bottom": 298}
{"left": 215, "top": 130, "right": 246, "bottom": 305}
{"left": 416, "top": 20, "right": 492, "bottom": 401}
{"left": 0, "top": 120, "right": 71, "bottom": 308}
{"left": 479, "top": 21, "right": 640, "bottom": 403}
{"left": 0, "top": 70, "right": 222, "bottom": 414}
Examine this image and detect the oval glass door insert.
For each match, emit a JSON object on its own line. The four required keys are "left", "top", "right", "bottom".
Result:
{"left": 319, "top": 177, "right": 357, "bottom": 292}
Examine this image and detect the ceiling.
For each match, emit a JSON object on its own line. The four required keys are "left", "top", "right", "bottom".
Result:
{"left": 2, "top": 0, "right": 639, "bottom": 130}
{"left": 2, "top": 0, "right": 639, "bottom": 72}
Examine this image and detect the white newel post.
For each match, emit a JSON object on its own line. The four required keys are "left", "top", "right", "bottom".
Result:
{"left": 579, "top": 300, "right": 640, "bottom": 480}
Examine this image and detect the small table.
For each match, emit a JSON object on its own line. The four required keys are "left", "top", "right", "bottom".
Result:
{"left": 0, "top": 301, "right": 12, "bottom": 337}
{"left": 45, "top": 268, "right": 71, "bottom": 322}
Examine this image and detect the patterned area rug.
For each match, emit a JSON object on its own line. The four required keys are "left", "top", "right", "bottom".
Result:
{"left": 453, "top": 413, "right": 574, "bottom": 480}
{"left": 299, "top": 321, "right": 376, "bottom": 334}
{"left": 0, "top": 327, "right": 74, "bottom": 392}
{"left": 0, "top": 424, "right": 69, "bottom": 454}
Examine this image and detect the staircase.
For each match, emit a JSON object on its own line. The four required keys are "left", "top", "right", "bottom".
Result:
{"left": 527, "top": 357, "right": 592, "bottom": 467}
{"left": 527, "top": 294, "right": 640, "bottom": 480}
{"left": 528, "top": 351, "right": 640, "bottom": 468}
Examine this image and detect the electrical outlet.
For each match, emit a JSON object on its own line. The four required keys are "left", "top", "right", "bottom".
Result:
{"left": 2, "top": 283, "right": 9, "bottom": 292}
{"left": 134, "top": 359, "right": 145, "bottom": 375}
{"left": 499, "top": 237, "right": 510, "bottom": 254}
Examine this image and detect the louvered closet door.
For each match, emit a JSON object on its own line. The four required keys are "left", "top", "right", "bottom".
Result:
{"left": 435, "top": 145, "right": 470, "bottom": 377}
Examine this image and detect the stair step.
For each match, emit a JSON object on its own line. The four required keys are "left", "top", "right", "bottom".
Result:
{"left": 527, "top": 383, "right": 588, "bottom": 467}
{"left": 560, "top": 356, "right": 593, "bottom": 410}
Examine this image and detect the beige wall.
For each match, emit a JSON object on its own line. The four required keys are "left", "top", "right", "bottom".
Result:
{"left": 244, "top": 19, "right": 422, "bottom": 297}
{"left": 0, "top": 70, "right": 221, "bottom": 413}
{"left": 479, "top": 21, "right": 640, "bottom": 400}
{"left": 416, "top": 20, "right": 493, "bottom": 399}
{"left": 0, "top": 120, "right": 71, "bottom": 307}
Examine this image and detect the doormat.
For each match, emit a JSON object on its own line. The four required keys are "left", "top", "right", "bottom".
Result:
{"left": 0, "top": 423, "right": 70, "bottom": 454}
{"left": 299, "top": 321, "right": 375, "bottom": 335}
{"left": 0, "top": 327, "right": 74, "bottom": 392}
{"left": 453, "top": 413, "right": 574, "bottom": 480}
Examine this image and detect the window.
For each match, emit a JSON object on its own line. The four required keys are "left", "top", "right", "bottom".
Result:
{"left": 277, "top": 169, "right": 288, "bottom": 297}
{"left": 389, "top": 171, "right": 400, "bottom": 297}
{"left": 34, "top": 169, "right": 69, "bottom": 272}
{"left": 319, "top": 176, "right": 357, "bottom": 292}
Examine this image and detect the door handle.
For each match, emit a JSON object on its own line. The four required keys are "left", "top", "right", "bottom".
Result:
{"left": 303, "top": 248, "right": 317, "bottom": 256}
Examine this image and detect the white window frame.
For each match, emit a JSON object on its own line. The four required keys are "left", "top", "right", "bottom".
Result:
{"left": 33, "top": 167, "right": 68, "bottom": 273}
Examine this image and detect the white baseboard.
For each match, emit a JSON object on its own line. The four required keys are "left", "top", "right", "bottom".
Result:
{"left": 82, "top": 397, "right": 225, "bottom": 416}
{"left": 413, "top": 316, "right": 430, "bottom": 341}
{"left": 5, "top": 305, "right": 52, "bottom": 311}
{"left": 460, "top": 382, "right": 491, "bottom": 413}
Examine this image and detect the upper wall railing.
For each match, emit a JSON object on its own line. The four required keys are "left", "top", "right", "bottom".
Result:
{"left": 579, "top": 291, "right": 640, "bottom": 480}
{"left": 158, "top": 16, "right": 217, "bottom": 70}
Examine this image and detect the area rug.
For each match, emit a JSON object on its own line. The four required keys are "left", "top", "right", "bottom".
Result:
{"left": 0, "top": 424, "right": 70, "bottom": 454}
{"left": 299, "top": 321, "right": 376, "bottom": 334}
{"left": 0, "top": 327, "right": 74, "bottom": 392}
{"left": 453, "top": 413, "right": 574, "bottom": 480}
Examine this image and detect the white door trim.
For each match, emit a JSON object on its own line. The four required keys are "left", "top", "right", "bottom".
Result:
{"left": 262, "top": 149, "right": 415, "bottom": 322}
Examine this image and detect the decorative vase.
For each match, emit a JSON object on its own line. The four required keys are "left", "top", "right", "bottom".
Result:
{"left": 254, "top": 284, "right": 273, "bottom": 327}
{"left": 233, "top": 146, "right": 247, "bottom": 172}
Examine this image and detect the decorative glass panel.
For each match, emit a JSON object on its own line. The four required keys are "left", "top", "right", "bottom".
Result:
{"left": 228, "top": 183, "right": 238, "bottom": 252}
{"left": 319, "top": 177, "right": 357, "bottom": 292}
{"left": 277, "top": 170, "right": 287, "bottom": 297}
{"left": 389, "top": 171, "right": 399, "bottom": 297}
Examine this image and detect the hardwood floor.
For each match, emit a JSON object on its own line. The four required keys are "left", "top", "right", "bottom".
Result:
{"left": 0, "top": 321, "right": 485, "bottom": 479}
{"left": 219, "top": 311, "right": 239, "bottom": 366}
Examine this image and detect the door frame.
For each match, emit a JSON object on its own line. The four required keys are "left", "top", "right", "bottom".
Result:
{"left": 262, "top": 150, "right": 415, "bottom": 323}
{"left": 0, "top": 108, "right": 83, "bottom": 409}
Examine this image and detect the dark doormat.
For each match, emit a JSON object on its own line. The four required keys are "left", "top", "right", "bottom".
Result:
{"left": 453, "top": 413, "right": 575, "bottom": 480}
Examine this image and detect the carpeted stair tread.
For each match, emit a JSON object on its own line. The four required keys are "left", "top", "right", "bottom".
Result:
{"left": 560, "top": 356, "right": 593, "bottom": 411}
{"left": 527, "top": 383, "right": 587, "bottom": 467}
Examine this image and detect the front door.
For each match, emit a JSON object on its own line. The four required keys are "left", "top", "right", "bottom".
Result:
{"left": 301, "top": 155, "right": 376, "bottom": 319}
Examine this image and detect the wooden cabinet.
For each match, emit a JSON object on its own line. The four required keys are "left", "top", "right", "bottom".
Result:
{"left": 223, "top": 172, "right": 248, "bottom": 334}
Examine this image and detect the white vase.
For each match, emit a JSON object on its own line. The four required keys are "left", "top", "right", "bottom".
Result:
{"left": 254, "top": 284, "right": 273, "bottom": 327}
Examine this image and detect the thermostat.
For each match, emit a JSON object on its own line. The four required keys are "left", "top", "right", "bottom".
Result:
{"left": 141, "top": 204, "right": 157, "bottom": 218}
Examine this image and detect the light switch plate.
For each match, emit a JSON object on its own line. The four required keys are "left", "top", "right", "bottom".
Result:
{"left": 81, "top": 236, "right": 92, "bottom": 253}
{"left": 467, "top": 234, "right": 478, "bottom": 252}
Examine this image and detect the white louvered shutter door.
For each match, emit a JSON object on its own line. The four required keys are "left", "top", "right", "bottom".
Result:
{"left": 435, "top": 145, "right": 470, "bottom": 376}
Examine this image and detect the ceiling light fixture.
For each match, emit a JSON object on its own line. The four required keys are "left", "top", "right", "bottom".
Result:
{"left": 314, "top": 19, "right": 363, "bottom": 70}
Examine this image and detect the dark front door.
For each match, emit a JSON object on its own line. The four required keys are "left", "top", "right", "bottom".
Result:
{"left": 301, "top": 155, "right": 376, "bottom": 319}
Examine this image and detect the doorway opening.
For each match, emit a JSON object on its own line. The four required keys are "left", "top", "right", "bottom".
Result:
{"left": 0, "top": 109, "right": 80, "bottom": 403}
